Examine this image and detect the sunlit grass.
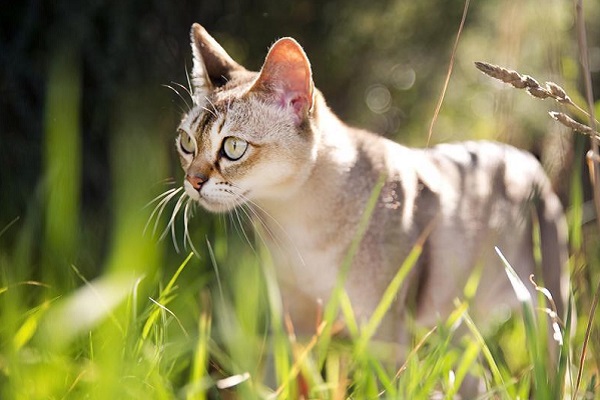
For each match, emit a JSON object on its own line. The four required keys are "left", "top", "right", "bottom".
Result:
{"left": 2, "top": 209, "right": 600, "bottom": 399}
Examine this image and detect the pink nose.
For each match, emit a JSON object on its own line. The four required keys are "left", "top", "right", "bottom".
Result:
{"left": 186, "top": 173, "right": 207, "bottom": 190}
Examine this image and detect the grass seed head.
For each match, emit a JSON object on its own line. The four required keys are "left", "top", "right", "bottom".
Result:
{"left": 549, "top": 111, "right": 599, "bottom": 136}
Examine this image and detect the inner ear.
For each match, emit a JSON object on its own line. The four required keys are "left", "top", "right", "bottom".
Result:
{"left": 251, "top": 38, "right": 314, "bottom": 124}
{"left": 190, "top": 23, "right": 244, "bottom": 94}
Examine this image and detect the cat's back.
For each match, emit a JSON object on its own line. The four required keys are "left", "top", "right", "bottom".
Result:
{"left": 423, "top": 140, "right": 552, "bottom": 204}
{"left": 344, "top": 130, "right": 551, "bottom": 208}
{"left": 353, "top": 136, "right": 554, "bottom": 254}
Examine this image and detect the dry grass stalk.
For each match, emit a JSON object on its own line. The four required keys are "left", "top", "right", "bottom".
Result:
{"left": 427, "top": 0, "right": 471, "bottom": 146}
{"left": 475, "top": 61, "right": 600, "bottom": 138}
{"left": 474, "top": 61, "right": 573, "bottom": 103}
{"left": 549, "top": 111, "right": 600, "bottom": 138}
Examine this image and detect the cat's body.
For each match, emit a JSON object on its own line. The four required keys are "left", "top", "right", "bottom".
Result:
{"left": 176, "top": 23, "right": 568, "bottom": 347}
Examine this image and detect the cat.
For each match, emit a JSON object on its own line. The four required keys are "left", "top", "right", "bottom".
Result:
{"left": 173, "top": 23, "right": 568, "bottom": 350}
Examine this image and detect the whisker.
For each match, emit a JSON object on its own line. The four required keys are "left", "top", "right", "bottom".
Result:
{"left": 152, "top": 189, "right": 183, "bottom": 236}
{"left": 162, "top": 83, "right": 191, "bottom": 113}
{"left": 160, "top": 192, "right": 187, "bottom": 247}
{"left": 184, "top": 64, "right": 195, "bottom": 105}
{"left": 202, "top": 106, "right": 217, "bottom": 119}
{"left": 183, "top": 201, "right": 191, "bottom": 252}
{"left": 204, "top": 96, "right": 219, "bottom": 118}
{"left": 231, "top": 202, "right": 256, "bottom": 252}
{"left": 170, "top": 208, "right": 180, "bottom": 254}
{"left": 239, "top": 205, "right": 267, "bottom": 252}
{"left": 183, "top": 198, "right": 201, "bottom": 257}
{"left": 233, "top": 190, "right": 281, "bottom": 239}
{"left": 238, "top": 203, "right": 292, "bottom": 264}
{"left": 240, "top": 202, "right": 278, "bottom": 249}
{"left": 154, "top": 177, "right": 177, "bottom": 187}
{"left": 144, "top": 187, "right": 183, "bottom": 236}
{"left": 144, "top": 187, "right": 181, "bottom": 209}
{"left": 222, "top": 185, "right": 283, "bottom": 253}
{"left": 233, "top": 187, "right": 305, "bottom": 267}
{"left": 172, "top": 81, "right": 193, "bottom": 103}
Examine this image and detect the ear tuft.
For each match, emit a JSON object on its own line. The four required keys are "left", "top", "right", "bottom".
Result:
{"left": 251, "top": 38, "right": 314, "bottom": 125}
{"left": 190, "top": 23, "right": 243, "bottom": 100}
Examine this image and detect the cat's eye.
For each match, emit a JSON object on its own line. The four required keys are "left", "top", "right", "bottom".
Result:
{"left": 222, "top": 137, "right": 248, "bottom": 161}
{"left": 179, "top": 130, "right": 196, "bottom": 155}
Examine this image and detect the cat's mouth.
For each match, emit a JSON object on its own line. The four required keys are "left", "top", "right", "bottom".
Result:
{"left": 183, "top": 180, "right": 248, "bottom": 213}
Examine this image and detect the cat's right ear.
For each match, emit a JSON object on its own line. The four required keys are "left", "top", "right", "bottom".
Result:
{"left": 190, "top": 23, "right": 243, "bottom": 101}
{"left": 251, "top": 38, "right": 314, "bottom": 126}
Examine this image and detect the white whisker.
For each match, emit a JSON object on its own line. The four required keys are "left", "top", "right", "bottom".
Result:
{"left": 144, "top": 187, "right": 180, "bottom": 209}
{"left": 154, "top": 177, "right": 177, "bottom": 187}
{"left": 171, "top": 82, "right": 193, "bottom": 111}
{"left": 152, "top": 179, "right": 299, "bottom": 265}
{"left": 170, "top": 209, "right": 180, "bottom": 254}
{"left": 184, "top": 64, "right": 194, "bottom": 105}
{"left": 232, "top": 187, "right": 305, "bottom": 267}
{"left": 240, "top": 202, "right": 280, "bottom": 251}
{"left": 231, "top": 202, "right": 256, "bottom": 252}
{"left": 202, "top": 106, "right": 217, "bottom": 119}
{"left": 183, "top": 198, "right": 201, "bottom": 257}
{"left": 160, "top": 192, "right": 187, "bottom": 249}
{"left": 204, "top": 96, "right": 219, "bottom": 118}
{"left": 152, "top": 192, "right": 181, "bottom": 235}
{"left": 171, "top": 81, "right": 193, "bottom": 104}
{"left": 162, "top": 84, "right": 191, "bottom": 113}
{"left": 144, "top": 187, "right": 183, "bottom": 236}
{"left": 146, "top": 182, "right": 201, "bottom": 256}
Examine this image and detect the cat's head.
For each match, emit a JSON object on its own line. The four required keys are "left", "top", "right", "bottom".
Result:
{"left": 177, "top": 23, "right": 317, "bottom": 212}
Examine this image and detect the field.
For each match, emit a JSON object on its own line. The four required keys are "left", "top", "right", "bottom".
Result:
{"left": 1, "top": 0, "right": 600, "bottom": 398}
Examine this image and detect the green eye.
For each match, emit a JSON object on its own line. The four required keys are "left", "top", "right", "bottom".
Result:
{"left": 179, "top": 130, "right": 195, "bottom": 155}
{"left": 222, "top": 137, "right": 248, "bottom": 161}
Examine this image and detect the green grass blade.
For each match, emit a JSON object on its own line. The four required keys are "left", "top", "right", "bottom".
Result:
{"left": 557, "top": 291, "right": 574, "bottom": 397}
{"left": 338, "top": 290, "right": 359, "bottom": 338}
{"left": 445, "top": 340, "right": 480, "bottom": 399}
{"left": 461, "top": 306, "right": 510, "bottom": 397}
{"left": 318, "top": 174, "right": 386, "bottom": 364}
{"left": 140, "top": 252, "right": 194, "bottom": 343}
{"left": 187, "top": 310, "right": 212, "bottom": 400}
{"left": 165, "top": 252, "right": 195, "bottom": 294}
{"left": 355, "top": 236, "right": 424, "bottom": 354}
{"left": 496, "top": 246, "right": 551, "bottom": 399}
{"left": 12, "top": 299, "right": 52, "bottom": 351}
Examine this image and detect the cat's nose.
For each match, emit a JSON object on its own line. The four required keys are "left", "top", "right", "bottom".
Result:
{"left": 186, "top": 173, "right": 208, "bottom": 191}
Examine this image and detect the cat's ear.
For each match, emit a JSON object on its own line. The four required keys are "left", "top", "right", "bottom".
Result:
{"left": 190, "top": 23, "right": 243, "bottom": 98}
{"left": 251, "top": 38, "right": 314, "bottom": 125}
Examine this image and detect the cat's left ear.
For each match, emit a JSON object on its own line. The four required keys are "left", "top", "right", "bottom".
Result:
{"left": 251, "top": 38, "right": 314, "bottom": 125}
{"left": 190, "top": 23, "right": 243, "bottom": 100}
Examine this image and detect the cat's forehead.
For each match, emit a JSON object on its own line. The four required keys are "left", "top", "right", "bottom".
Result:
{"left": 179, "top": 106, "right": 207, "bottom": 133}
{"left": 179, "top": 104, "right": 219, "bottom": 140}
{"left": 180, "top": 98, "right": 255, "bottom": 151}
{"left": 181, "top": 78, "right": 254, "bottom": 130}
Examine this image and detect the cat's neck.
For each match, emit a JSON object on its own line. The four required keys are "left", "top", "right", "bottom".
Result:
{"left": 256, "top": 93, "right": 357, "bottom": 212}
{"left": 252, "top": 91, "right": 399, "bottom": 254}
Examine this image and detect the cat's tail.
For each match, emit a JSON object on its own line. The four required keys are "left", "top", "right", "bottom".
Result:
{"left": 536, "top": 185, "right": 569, "bottom": 321}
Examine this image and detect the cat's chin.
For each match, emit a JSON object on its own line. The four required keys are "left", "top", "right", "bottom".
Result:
{"left": 196, "top": 199, "right": 239, "bottom": 213}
